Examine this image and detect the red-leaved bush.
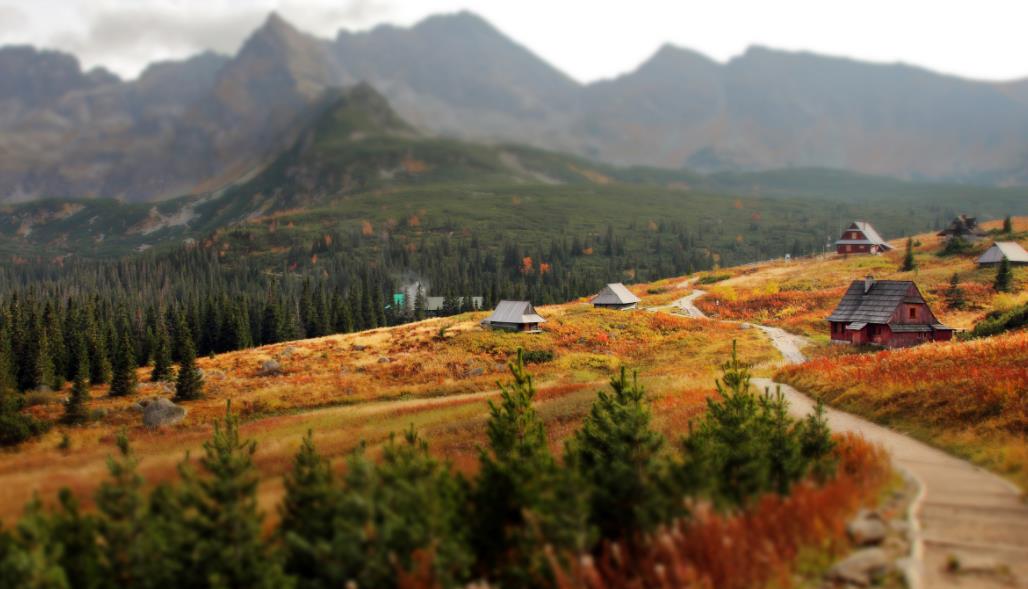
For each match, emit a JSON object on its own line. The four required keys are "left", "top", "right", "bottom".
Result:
{"left": 552, "top": 433, "right": 889, "bottom": 589}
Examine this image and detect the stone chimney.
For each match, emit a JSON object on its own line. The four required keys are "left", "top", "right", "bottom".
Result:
{"left": 864, "top": 275, "right": 875, "bottom": 293}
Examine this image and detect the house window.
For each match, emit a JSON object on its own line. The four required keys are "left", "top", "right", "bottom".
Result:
{"left": 908, "top": 307, "right": 917, "bottom": 320}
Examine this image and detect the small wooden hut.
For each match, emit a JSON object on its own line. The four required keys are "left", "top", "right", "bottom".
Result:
{"left": 481, "top": 300, "right": 546, "bottom": 332}
{"left": 591, "top": 283, "right": 641, "bottom": 310}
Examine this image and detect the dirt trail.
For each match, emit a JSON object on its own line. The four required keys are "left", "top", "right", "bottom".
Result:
{"left": 673, "top": 289, "right": 1028, "bottom": 589}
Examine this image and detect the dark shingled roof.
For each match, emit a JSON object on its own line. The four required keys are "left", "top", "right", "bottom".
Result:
{"left": 828, "top": 280, "right": 923, "bottom": 324}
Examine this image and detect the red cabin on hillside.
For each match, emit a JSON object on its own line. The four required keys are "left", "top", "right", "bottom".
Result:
{"left": 828, "top": 276, "right": 954, "bottom": 348}
{"left": 835, "top": 221, "right": 893, "bottom": 255}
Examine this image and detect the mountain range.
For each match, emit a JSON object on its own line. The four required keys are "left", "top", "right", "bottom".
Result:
{"left": 4, "top": 82, "right": 1026, "bottom": 261}
{"left": 2, "top": 11, "right": 1028, "bottom": 203}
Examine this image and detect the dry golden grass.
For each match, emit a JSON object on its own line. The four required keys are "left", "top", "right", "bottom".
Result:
{"left": 0, "top": 277, "right": 777, "bottom": 524}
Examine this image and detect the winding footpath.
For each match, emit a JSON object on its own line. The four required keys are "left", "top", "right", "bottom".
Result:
{"left": 672, "top": 289, "right": 1028, "bottom": 589}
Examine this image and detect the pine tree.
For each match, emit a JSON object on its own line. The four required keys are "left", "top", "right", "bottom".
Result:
{"left": 63, "top": 347, "right": 91, "bottom": 426}
{"left": 108, "top": 331, "right": 138, "bottom": 398}
{"left": 280, "top": 430, "right": 337, "bottom": 584}
{"left": 171, "top": 309, "right": 192, "bottom": 363}
{"left": 944, "top": 273, "right": 965, "bottom": 310}
{"left": 86, "top": 313, "right": 111, "bottom": 386}
{"left": 178, "top": 403, "right": 288, "bottom": 588}
{"left": 995, "top": 257, "right": 1013, "bottom": 292}
{"left": 24, "top": 311, "right": 55, "bottom": 392}
{"left": 901, "top": 237, "right": 916, "bottom": 271}
{"left": 331, "top": 294, "right": 354, "bottom": 334}
{"left": 326, "top": 430, "right": 472, "bottom": 588}
{"left": 682, "top": 341, "right": 769, "bottom": 506}
{"left": 361, "top": 285, "right": 377, "bottom": 330}
{"left": 0, "top": 387, "right": 48, "bottom": 447}
{"left": 1003, "top": 215, "right": 1013, "bottom": 233}
{"left": 414, "top": 285, "right": 427, "bottom": 321}
{"left": 151, "top": 317, "right": 174, "bottom": 382}
{"left": 173, "top": 335, "right": 203, "bottom": 402}
{"left": 373, "top": 287, "right": 387, "bottom": 328}
{"left": 0, "top": 497, "right": 69, "bottom": 588}
{"left": 759, "top": 386, "right": 804, "bottom": 495}
{"left": 95, "top": 433, "right": 147, "bottom": 587}
{"left": 52, "top": 488, "right": 102, "bottom": 589}
{"left": 472, "top": 349, "right": 588, "bottom": 587}
{"left": 567, "top": 367, "right": 677, "bottom": 541}
{"left": 43, "top": 302, "right": 66, "bottom": 391}
{"left": 798, "top": 399, "right": 836, "bottom": 482}
{"left": 138, "top": 483, "right": 192, "bottom": 589}
{"left": 940, "top": 235, "right": 969, "bottom": 256}
{"left": 348, "top": 287, "right": 364, "bottom": 331}
{"left": 0, "top": 324, "right": 15, "bottom": 395}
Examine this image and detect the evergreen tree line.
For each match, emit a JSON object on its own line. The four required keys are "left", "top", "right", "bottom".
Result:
{"left": 0, "top": 228, "right": 718, "bottom": 397}
{"left": 0, "top": 345, "right": 837, "bottom": 589}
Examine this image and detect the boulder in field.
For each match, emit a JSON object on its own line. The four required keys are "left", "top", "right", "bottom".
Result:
{"left": 826, "top": 548, "right": 889, "bottom": 586}
{"left": 847, "top": 510, "right": 887, "bottom": 546}
{"left": 138, "top": 397, "right": 187, "bottom": 429}
{"left": 258, "top": 359, "right": 283, "bottom": 376}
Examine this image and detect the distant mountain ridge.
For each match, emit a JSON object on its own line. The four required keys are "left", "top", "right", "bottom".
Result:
{"left": 2, "top": 11, "right": 1027, "bottom": 202}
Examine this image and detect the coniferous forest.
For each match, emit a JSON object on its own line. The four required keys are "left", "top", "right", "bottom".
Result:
{"left": 0, "top": 224, "right": 718, "bottom": 399}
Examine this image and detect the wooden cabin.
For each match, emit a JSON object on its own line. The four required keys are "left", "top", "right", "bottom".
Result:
{"left": 481, "top": 300, "right": 546, "bottom": 332}
{"left": 591, "top": 283, "right": 641, "bottom": 310}
{"left": 978, "top": 242, "right": 1028, "bottom": 266}
{"left": 938, "top": 214, "right": 986, "bottom": 241}
{"left": 835, "top": 221, "right": 892, "bottom": 255}
{"left": 828, "top": 276, "right": 954, "bottom": 348}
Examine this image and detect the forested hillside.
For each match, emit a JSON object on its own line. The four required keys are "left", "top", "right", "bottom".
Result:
{"left": 2, "top": 89, "right": 1025, "bottom": 399}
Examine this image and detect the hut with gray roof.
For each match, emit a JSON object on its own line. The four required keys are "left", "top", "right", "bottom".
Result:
{"left": 977, "top": 241, "right": 1028, "bottom": 266}
{"left": 481, "top": 300, "right": 546, "bottom": 332}
{"left": 591, "top": 283, "right": 641, "bottom": 310}
{"left": 828, "top": 276, "right": 953, "bottom": 348}
{"left": 835, "top": 221, "right": 893, "bottom": 255}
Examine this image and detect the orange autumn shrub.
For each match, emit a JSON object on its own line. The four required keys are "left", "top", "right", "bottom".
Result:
{"left": 777, "top": 331, "right": 1028, "bottom": 487}
{"left": 696, "top": 287, "right": 846, "bottom": 336}
{"left": 554, "top": 434, "right": 890, "bottom": 589}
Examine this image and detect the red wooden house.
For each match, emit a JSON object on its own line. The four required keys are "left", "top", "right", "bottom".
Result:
{"left": 828, "top": 276, "right": 954, "bottom": 348}
{"left": 834, "top": 221, "right": 893, "bottom": 255}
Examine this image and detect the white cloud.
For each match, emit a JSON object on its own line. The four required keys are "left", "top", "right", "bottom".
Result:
{"left": 0, "top": 0, "right": 1026, "bottom": 83}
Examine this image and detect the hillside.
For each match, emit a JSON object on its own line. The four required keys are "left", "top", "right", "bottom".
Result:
{"left": 0, "top": 274, "right": 905, "bottom": 588}
{"left": 3, "top": 83, "right": 1028, "bottom": 267}
{"left": 695, "top": 217, "right": 1028, "bottom": 336}
{"left": 686, "top": 218, "right": 1028, "bottom": 487}
{"left": 0, "top": 279, "right": 777, "bottom": 522}
{"left": 3, "top": 12, "right": 1028, "bottom": 202}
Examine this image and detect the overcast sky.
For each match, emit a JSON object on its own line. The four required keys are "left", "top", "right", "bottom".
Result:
{"left": 2, "top": 0, "right": 1026, "bottom": 83}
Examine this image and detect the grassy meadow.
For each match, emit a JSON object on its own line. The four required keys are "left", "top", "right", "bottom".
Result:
{"left": 0, "top": 278, "right": 780, "bottom": 524}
